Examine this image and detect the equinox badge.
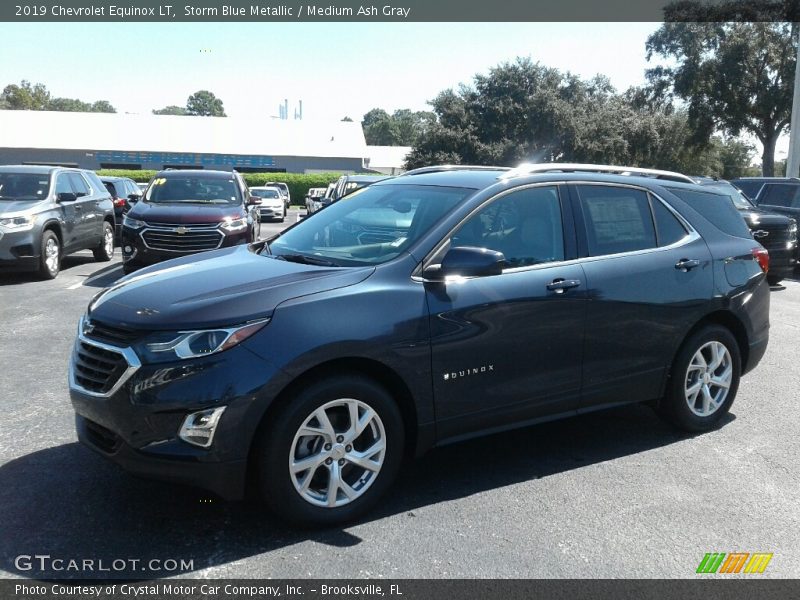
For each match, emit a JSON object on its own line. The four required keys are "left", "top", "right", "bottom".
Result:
{"left": 443, "top": 365, "right": 494, "bottom": 381}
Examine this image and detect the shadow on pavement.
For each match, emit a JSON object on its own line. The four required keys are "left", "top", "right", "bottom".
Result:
{"left": 0, "top": 404, "right": 732, "bottom": 579}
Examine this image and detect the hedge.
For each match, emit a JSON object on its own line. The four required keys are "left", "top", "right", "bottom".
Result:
{"left": 95, "top": 170, "right": 349, "bottom": 205}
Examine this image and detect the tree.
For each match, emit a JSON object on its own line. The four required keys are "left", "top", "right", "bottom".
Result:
{"left": 1, "top": 80, "right": 50, "bottom": 110}
{"left": 646, "top": 21, "right": 795, "bottom": 176}
{"left": 90, "top": 100, "right": 116, "bottom": 113}
{"left": 153, "top": 105, "right": 189, "bottom": 115}
{"left": 186, "top": 90, "right": 226, "bottom": 117}
{"left": 361, "top": 107, "right": 437, "bottom": 146}
{"left": 341, "top": 116, "right": 353, "bottom": 122}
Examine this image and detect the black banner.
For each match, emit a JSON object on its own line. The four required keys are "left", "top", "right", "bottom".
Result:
{"left": 5, "top": 580, "right": 800, "bottom": 600}
{"left": 1, "top": 0, "right": 797, "bottom": 22}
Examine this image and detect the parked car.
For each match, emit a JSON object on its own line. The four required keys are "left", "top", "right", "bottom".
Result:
{"left": 265, "top": 181, "right": 291, "bottom": 210}
{"left": 120, "top": 169, "right": 260, "bottom": 274}
{"left": 0, "top": 165, "right": 115, "bottom": 279}
{"left": 70, "top": 164, "right": 769, "bottom": 526}
{"left": 305, "top": 187, "right": 327, "bottom": 215}
{"left": 250, "top": 186, "right": 286, "bottom": 222}
{"left": 693, "top": 178, "right": 797, "bottom": 285}
{"left": 100, "top": 176, "right": 142, "bottom": 241}
{"left": 331, "top": 174, "right": 390, "bottom": 203}
{"left": 737, "top": 177, "right": 800, "bottom": 224}
{"left": 730, "top": 177, "right": 800, "bottom": 201}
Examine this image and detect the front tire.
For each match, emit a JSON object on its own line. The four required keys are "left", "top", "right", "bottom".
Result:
{"left": 657, "top": 325, "right": 741, "bottom": 432}
{"left": 255, "top": 376, "right": 404, "bottom": 526}
{"left": 38, "top": 230, "right": 61, "bottom": 280}
{"left": 93, "top": 222, "right": 114, "bottom": 262}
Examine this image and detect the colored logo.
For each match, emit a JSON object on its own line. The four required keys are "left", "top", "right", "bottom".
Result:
{"left": 696, "top": 552, "right": 773, "bottom": 574}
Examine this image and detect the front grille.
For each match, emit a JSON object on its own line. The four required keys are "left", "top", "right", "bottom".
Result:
{"left": 84, "top": 320, "right": 143, "bottom": 346}
{"left": 73, "top": 341, "right": 129, "bottom": 395}
{"left": 83, "top": 419, "right": 121, "bottom": 453}
{"left": 141, "top": 224, "right": 223, "bottom": 252}
{"left": 753, "top": 225, "right": 792, "bottom": 248}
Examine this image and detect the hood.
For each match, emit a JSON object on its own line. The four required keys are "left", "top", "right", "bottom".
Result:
{"left": 737, "top": 207, "right": 793, "bottom": 227}
{"left": 0, "top": 199, "right": 45, "bottom": 216}
{"left": 88, "top": 245, "right": 375, "bottom": 330}
{"left": 129, "top": 200, "right": 245, "bottom": 224}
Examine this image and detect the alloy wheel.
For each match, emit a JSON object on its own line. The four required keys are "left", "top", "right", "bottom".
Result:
{"left": 45, "top": 238, "right": 59, "bottom": 274}
{"left": 289, "top": 398, "right": 386, "bottom": 508}
{"left": 684, "top": 341, "right": 733, "bottom": 417}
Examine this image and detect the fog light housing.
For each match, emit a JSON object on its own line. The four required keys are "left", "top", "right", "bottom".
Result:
{"left": 123, "top": 246, "right": 133, "bottom": 253}
{"left": 178, "top": 407, "right": 226, "bottom": 448}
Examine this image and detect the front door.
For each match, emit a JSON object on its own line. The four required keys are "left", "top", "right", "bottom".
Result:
{"left": 426, "top": 184, "right": 587, "bottom": 440}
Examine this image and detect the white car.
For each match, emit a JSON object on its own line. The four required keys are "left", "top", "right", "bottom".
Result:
{"left": 250, "top": 186, "right": 286, "bottom": 222}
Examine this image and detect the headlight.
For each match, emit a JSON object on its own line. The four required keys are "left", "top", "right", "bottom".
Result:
{"left": 134, "top": 318, "right": 269, "bottom": 364}
{"left": 0, "top": 215, "right": 34, "bottom": 231}
{"left": 221, "top": 217, "right": 247, "bottom": 232}
{"left": 123, "top": 215, "right": 146, "bottom": 229}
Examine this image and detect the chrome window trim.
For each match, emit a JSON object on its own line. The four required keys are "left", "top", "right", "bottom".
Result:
{"left": 68, "top": 317, "right": 141, "bottom": 399}
{"left": 412, "top": 180, "right": 700, "bottom": 283}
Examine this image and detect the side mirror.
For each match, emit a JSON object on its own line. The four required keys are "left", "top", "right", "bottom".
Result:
{"left": 247, "top": 195, "right": 262, "bottom": 206}
{"left": 57, "top": 192, "right": 78, "bottom": 203}
{"left": 425, "top": 246, "right": 505, "bottom": 280}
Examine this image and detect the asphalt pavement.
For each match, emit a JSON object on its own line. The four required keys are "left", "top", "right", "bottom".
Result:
{"left": 0, "top": 210, "right": 798, "bottom": 579}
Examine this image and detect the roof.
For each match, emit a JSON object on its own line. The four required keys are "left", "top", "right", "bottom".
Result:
{"left": 0, "top": 110, "right": 368, "bottom": 158}
{"left": 501, "top": 162, "right": 695, "bottom": 184}
{"left": 0, "top": 164, "right": 69, "bottom": 174}
{"left": 382, "top": 169, "right": 508, "bottom": 188}
{"left": 365, "top": 145, "right": 412, "bottom": 169}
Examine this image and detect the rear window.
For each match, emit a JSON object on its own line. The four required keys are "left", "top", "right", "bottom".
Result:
{"left": 758, "top": 183, "right": 800, "bottom": 208}
{"left": 103, "top": 182, "right": 119, "bottom": 198}
{"left": 731, "top": 180, "right": 764, "bottom": 200}
{"left": 667, "top": 187, "right": 752, "bottom": 239}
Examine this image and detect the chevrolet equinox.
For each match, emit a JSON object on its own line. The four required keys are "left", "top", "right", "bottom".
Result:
{"left": 69, "top": 164, "right": 770, "bottom": 525}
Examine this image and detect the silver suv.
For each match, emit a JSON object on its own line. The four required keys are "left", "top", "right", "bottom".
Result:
{"left": 0, "top": 165, "right": 116, "bottom": 279}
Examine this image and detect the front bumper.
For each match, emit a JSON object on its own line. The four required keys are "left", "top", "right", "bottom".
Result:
{"left": 258, "top": 206, "right": 284, "bottom": 220}
{"left": 69, "top": 332, "right": 285, "bottom": 500}
{"left": 0, "top": 228, "right": 40, "bottom": 271}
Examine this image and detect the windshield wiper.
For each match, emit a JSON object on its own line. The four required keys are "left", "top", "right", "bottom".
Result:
{"left": 273, "top": 253, "right": 339, "bottom": 267}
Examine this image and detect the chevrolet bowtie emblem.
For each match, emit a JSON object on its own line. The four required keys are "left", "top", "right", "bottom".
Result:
{"left": 175, "top": 226, "right": 189, "bottom": 234}
{"left": 752, "top": 230, "right": 769, "bottom": 239}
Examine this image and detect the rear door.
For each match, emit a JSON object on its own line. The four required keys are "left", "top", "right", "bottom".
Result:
{"left": 570, "top": 183, "right": 713, "bottom": 409}
{"left": 426, "top": 183, "right": 587, "bottom": 440}
{"left": 67, "top": 172, "right": 102, "bottom": 247}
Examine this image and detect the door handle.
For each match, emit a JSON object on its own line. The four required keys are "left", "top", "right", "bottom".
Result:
{"left": 547, "top": 278, "right": 581, "bottom": 293}
{"left": 675, "top": 258, "right": 700, "bottom": 271}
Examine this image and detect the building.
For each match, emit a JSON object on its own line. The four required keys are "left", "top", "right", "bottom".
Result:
{"left": 0, "top": 110, "right": 368, "bottom": 173}
{"left": 364, "top": 145, "right": 412, "bottom": 175}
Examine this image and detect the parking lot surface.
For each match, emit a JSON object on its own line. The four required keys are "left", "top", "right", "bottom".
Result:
{"left": 1, "top": 210, "right": 798, "bottom": 579}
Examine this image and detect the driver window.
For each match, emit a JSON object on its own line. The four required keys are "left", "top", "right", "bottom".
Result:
{"left": 451, "top": 186, "right": 565, "bottom": 268}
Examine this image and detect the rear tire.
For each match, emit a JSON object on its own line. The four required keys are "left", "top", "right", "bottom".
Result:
{"left": 254, "top": 376, "right": 404, "bottom": 526}
{"left": 657, "top": 325, "right": 741, "bottom": 432}
{"left": 766, "top": 275, "right": 783, "bottom": 286}
{"left": 93, "top": 222, "right": 114, "bottom": 262}
{"left": 38, "top": 230, "right": 61, "bottom": 280}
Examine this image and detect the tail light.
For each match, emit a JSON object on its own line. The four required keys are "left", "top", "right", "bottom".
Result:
{"left": 113, "top": 197, "right": 126, "bottom": 207}
{"left": 752, "top": 247, "right": 769, "bottom": 273}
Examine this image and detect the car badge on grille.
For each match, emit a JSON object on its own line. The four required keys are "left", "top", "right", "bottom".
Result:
{"left": 82, "top": 319, "right": 95, "bottom": 335}
{"left": 752, "top": 230, "right": 769, "bottom": 239}
{"left": 174, "top": 226, "right": 189, "bottom": 234}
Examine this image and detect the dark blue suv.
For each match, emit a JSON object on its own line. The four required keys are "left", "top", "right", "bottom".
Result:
{"left": 69, "top": 165, "right": 770, "bottom": 525}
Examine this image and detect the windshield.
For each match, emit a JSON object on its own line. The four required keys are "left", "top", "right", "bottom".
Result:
{"left": 704, "top": 183, "right": 754, "bottom": 210}
{"left": 268, "top": 183, "right": 473, "bottom": 266}
{"left": 145, "top": 176, "right": 242, "bottom": 205}
{"left": 0, "top": 173, "right": 51, "bottom": 201}
{"left": 253, "top": 189, "right": 281, "bottom": 199}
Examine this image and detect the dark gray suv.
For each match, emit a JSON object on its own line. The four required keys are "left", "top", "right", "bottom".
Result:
{"left": 0, "top": 165, "right": 116, "bottom": 279}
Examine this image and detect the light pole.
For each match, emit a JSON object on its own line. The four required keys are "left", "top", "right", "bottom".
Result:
{"left": 785, "top": 23, "right": 800, "bottom": 177}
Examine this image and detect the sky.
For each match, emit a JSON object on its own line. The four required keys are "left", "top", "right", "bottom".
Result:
{"left": 0, "top": 21, "right": 784, "bottom": 159}
{"left": 0, "top": 22, "right": 659, "bottom": 119}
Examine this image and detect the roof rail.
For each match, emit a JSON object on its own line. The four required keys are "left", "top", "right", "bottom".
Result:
{"left": 401, "top": 165, "right": 510, "bottom": 177}
{"left": 499, "top": 163, "right": 696, "bottom": 184}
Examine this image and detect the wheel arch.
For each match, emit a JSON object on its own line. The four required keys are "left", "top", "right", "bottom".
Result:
{"left": 246, "top": 356, "right": 420, "bottom": 479}
{"left": 669, "top": 310, "right": 750, "bottom": 382}
{"left": 41, "top": 219, "right": 63, "bottom": 246}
